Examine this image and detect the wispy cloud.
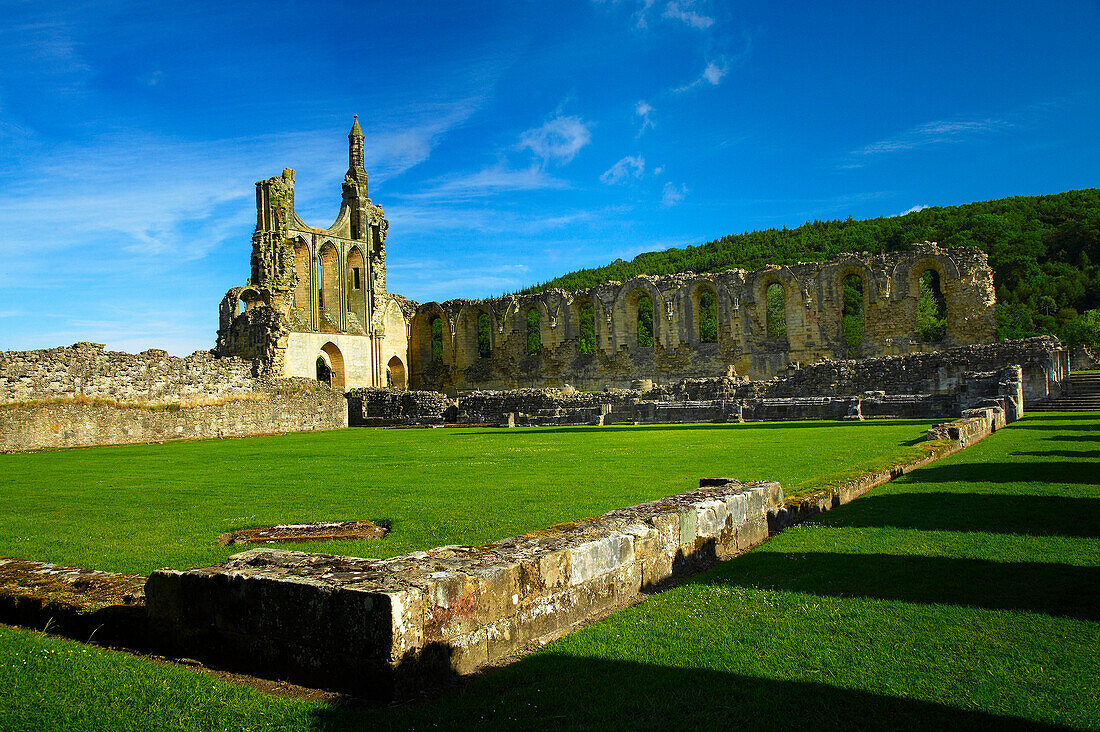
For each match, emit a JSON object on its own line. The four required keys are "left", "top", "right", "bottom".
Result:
{"left": 600, "top": 155, "right": 646, "bottom": 185}
{"left": 518, "top": 115, "right": 592, "bottom": 166}
{"left": 895, "top": 204, "right": 931, "bottom": 217}
{"left": 662, "top": 0, "right": 714, "bottom": 29}
{"left": 394, "top": 164, "right": 570, "bottom": 202}
{"left": 845, "top": 117, "right": 1010, "bottom": 166}
{"left": 675, "top": 59, "right": 729, "bottom": 92}
{"left": 635, "top": 100, "right": 655, "bottom": 135}
{"left": 661, "top": 181, "right": 688, "bottom": 207}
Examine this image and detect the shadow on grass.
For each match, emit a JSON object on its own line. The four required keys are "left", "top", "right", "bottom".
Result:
{"left": 310, "top": 655, "right": 1074, "bottom": 731}
{"left": 706, "top": 552, "right": 1098, "bottom": 622}
{"left": 1044, "top": 434, "right": 1100, "bottom": 442}
{"left": 816, "top": 492, "right": 1100, "bottom": 538}
{"left": 1013, "top": 449, "right": 1100, "bottom": 459}
{"left": 448, "top": 419, "right": 938, "bottom": 437}
{"left": 893, "top": 460, "right": 1098, "bottom": 485}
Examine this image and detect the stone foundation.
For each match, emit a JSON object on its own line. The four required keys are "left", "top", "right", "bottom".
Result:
{"left": 0, "top": 384, "right": 347, "bottom": 452}
{"left": 146, "top": 479, "right": 783, "bottom": 696}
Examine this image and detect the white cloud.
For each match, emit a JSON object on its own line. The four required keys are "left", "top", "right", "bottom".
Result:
{"left": 600, "top": 155, "right": 645, "bottom": 185}
{"left": 396, "top": 164, "right": 570, "bottom": 201}
{"left": 662, "top": 1, "right": 714, "bottom": 29}
{"left": 661, "top": 181, "right": 688, "bottom": 207}
{"left": 653, "top": 166, "right": 664, "bottom": 176}
{"left": 849, "top": 117, "right": 1009, "bottom": 163}
{"left": 635, "top": 100, "right": 654, "bottom": 135}
{"left": 674, "top": 59, "right": 729, "bottom": 92}
{"left": 896, "top": 204, "right": 930, "bottom": 217}
{"left": 518, "top": 116, "right": 592, "bottom": 166}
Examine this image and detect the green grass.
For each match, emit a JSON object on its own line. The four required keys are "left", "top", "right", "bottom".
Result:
{"left": 1, "top": 414, "right": 1096, "bottom": 730}
{"left": 0, "top": 420, "right": 937, "bottom": 573}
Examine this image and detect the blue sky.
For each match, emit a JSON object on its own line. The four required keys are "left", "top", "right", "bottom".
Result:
{"left": 1, "top": 0, "right": 1097, "bottom": 354}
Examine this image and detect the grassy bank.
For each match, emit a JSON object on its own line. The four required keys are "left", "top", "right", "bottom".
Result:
{"left": 0, "top": 420, "right": 936, "bottom": 573}
{"left": 0, "top": 413, "right": 1096, "bottom": 729}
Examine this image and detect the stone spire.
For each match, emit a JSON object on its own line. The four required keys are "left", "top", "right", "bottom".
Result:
{"left": 348, "top": 115, "right": 366, "bottom": 182}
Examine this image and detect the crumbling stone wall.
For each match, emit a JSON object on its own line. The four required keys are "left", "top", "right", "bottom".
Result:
{"left": 346, "top": 388, "right": 455, "bottom": 426}
{"left": 409, "top": 244, "right": 997, "bottom": 391}
{"left": 0, "top": 383, "right": 347, "bottom": 452}
{"left": 147, "top": 479, "right": 783, "bottom": 695}
{"left": 0, "top": 343, "right": 346, "bottom": 451}
{"left": 0, "top": 342, "right": 256, "bottom": 405}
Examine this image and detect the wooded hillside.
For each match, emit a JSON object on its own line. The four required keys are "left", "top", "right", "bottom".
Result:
{"left": 523, "top": 189, "right": 1100, "bottom": 345}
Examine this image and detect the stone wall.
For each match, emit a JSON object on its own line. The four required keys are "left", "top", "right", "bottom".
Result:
{"left": 146, "top": 479, "right": 783, "bottom": 696}
{"left": 346, "top": 388, "right": 456, "bottom": 426}
{"left": 409, "top": 244, "right": 997, "bottom": 391}
{"left": 0, "top": 343, "right": 346, "bottom": 451}
{"left": 1, "top": 342, "right": 256, "bottom": 405}
{"left": 0, "top": 383, "right": 347, "bottom": 452}
{"left": 750, "top": 337, "right": 1065, "bottom": 403}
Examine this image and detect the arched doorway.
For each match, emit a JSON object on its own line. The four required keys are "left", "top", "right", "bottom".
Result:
{"left": 318, "top": 342, "right": 346, "bottom": 388}
{"left": 387, "top": 355, "right": 407, "bottom": 390}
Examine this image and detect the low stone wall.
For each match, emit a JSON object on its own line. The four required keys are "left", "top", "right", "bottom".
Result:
{"left": 146, "top": 479, "right": 783, "bottom": 696}
{"left": 752, "top": 337, "right": 1065, "bottom": 403}
{"left": 346, "top": 388, "right": 456, "bottom": 426}
{"left": 1, "top": 342, "right": 257, "bottom": 406}
{"left": 0, "top": 384, "right": 347, "bottom": 452}
{"left": 1071, "top": 345, "right": 1100, "bottom": 371}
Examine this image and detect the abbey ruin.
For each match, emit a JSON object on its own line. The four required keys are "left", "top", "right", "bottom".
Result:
{"left": 0, "top": 119, "right": 1072, "bottom": 452}
{"left": 213, "top": 119, "right": 999, "bottom": 394}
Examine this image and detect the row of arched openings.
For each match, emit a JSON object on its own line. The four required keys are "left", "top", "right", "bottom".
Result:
{"left": 425, "top": 273, "right": 947, "bottom": 365}
{"left": 291, "top": 241, "right": 367, "bottom": 330}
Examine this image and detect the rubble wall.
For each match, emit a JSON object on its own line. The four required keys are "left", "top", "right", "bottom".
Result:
{"left": 146, "top": 479, "right": 783, "bottom": 695}
{"left": 409, "top": 244, "right": 997, "bottom": 391}
{"left": 0, "top": 384, "right": 347, "bottom": 452}
{"left": 0, "top": 343, "right": 346, "bottom": 451}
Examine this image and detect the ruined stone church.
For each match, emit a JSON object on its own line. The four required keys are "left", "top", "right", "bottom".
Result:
{"left": 215, "top": 119, "right": 998, "bottom": 392}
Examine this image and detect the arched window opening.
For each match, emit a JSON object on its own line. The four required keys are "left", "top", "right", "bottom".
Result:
{"left": 292, "top": 241, "right": 311, "bottom": 314}
{"left": 766, "top": 283, "right": 788, "bottom": 338}
{"left": 477, "top": 313, "right": 492, "bottom": 358}
{"left": 841, "top": 275, "right": 865, "bottom": 352}
{"left": 318, "top": 244, "right": 339, "bottom": 319}
{"left": 699, "top": 290, "right": 717, "bottom": 343}
{"left": 316, "top": 356, "right": 331, "bottom": 384}
{"left": 527, "top": 309, "right": 541, "bottom": 355}
{"left": 917, "top": 270, "right": 947, "bottom": 342}
{"left": 637, "top": 295, "right": 654, "bottom": 347}
{"left": 579, "top": 303, "right": 596, "bottom": 354}
{"left": 236, "top": 299, "right": 243, "bottom": 317}
{"left": 387, "top": 355, "right": 406, "bottom": 390}
{"left": 430, "top": 317, "right": 444, "bottom": 363}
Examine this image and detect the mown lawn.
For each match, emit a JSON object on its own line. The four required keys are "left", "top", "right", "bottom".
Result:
{"left": 0, "top": 420, "right": 937, "bottom": 573}
{"left": 0, "top": 413, "right": 1096, "bottom": 730}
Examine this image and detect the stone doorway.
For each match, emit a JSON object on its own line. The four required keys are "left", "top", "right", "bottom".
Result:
{"left": 387, "top": 355, "right": 407, "bottom": 390}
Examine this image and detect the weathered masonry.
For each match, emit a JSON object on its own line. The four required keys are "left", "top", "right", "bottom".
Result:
{"left": 215, "top": 117, "right": 413, "bottom": 389}
{"left": 410, "top": 244, "right": 997, "bottom": 391}
{"left": 213, "top": 121, "right": 998, "bottom": 395}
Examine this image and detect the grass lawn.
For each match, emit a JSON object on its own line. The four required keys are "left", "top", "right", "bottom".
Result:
{"left": 0, "top": 420, "right": 937, "bottom": 573}
{"left": 1, "top": 413, "right": 1096, "bottom": 730}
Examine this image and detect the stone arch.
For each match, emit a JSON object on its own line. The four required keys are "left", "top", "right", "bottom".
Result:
{"left": 292, "top": 237, "right": 312, "bottom": 319}
{"left": 839, "top": 271, "right": 866, "bottom": 353}
{"left": 911, "top": 259, "right": 948, "bottom": 342}
{"left": 616, "top": 282, "right": 663, "bottom": 348}
{"left": 346, "top": 245, "right": 367, "bottom": 334}
{"left": 754, "top": 272, "right": 794, "bottom": 341}
{"left": 317, "top": 341, "right": 345, "bottom": 389}
{"left": 387, "top": 355, "right": 407, "bottom": 390}
{"left": 526, "top": 307, "right": 542, "bottom": 355}
{"left": 690, "top": 281, "right": 719, "bottom": 344}
{"left": 238, "top": 287, "right": 262, "bottom": 316}
{"left": 572, "top": 298, "right": 597, "bottom": 355}
{"left": 477, "top": 311, "right": 492, "bottom": 358}
{"left": 318, "top": 241, "right": 340, "bottom": 331}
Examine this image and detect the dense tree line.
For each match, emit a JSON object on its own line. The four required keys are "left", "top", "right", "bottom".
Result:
{"left": 521, "top": 189, "right": 1100, "bottom": 346}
